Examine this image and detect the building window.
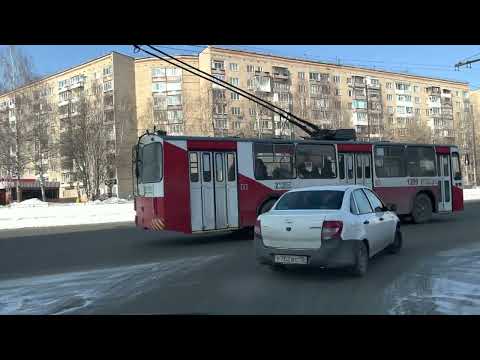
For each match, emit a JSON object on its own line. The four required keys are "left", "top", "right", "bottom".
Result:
{"left": 103, "top": 80, "right": 113, "bottom": 92}
{"left": 103, "top": 65, "right": 112, "bottom": 77}
{"left": 414, "top": 86, "right": 419, "bottom": 92}
{"left": 229, "top": 77, "right": 239, "bottom": 86}
{"left": 214, "top": 104, "right": 226, "bottom": 115}
{"left": 387, "top": 106, "right": 394, "bottom": 114}
{"left": 332, "top": 75, "right": 340, "bottom": 83}
{"left": 348, "top": 90, "right": 352, "bottom": 97}
{"left": 58, "top": 79, "right": 69, "bottom": 89}
{"left": 386, "top": 82, "right": 392, "bottom": 89}
{"left": 152, "top": 68, "right": 166, "bottom": 77}
{"left": 249, "top": 108, "right": 256, "bottom": 116}
{"left": 231, "top": 107, "right": 241, "bottom": 116}
{"left": 247, "top": 79, "right": 254, "bottom": 89}
{"left": 255, "top": 66, "right": 263, "bottom": 72}
{"left": 415, "top": 97, "right": 420, "bottom": 104}
{"left": 370, "top": 78, "right": 379, "bottom": 86}
{"left": 335, "top": 88, "right": 340, "bottom": 96}
{"left": 309, "top": 72, "right": 319, "bottom": 81}
{"left": 387, "top": 94, "right": 393, "bottom": 101}
{"left": 152, "top": 82, "right": 167, "bottom": 93}
{"left": 298, "top": 72, "right": 305, "bottom": 79}
{"left": 212, "top": 60, "right": 224, "bottom": 71}
{"left": 247, "top": 65, "right": 254, "bottom": 72}
{"left": 415, "top": 108, "right": 420, "bottom": 115}
{"left": 231, "top": 92, "right": 240, "bottom": 100}
{"left": 298, "top": 85, "right": 306, "bottom": 93}
{"left": 167, "top": 94, "right": 182, "bottom": 106}
{"left": 229, "top": 63, "right": 239, "bottom": 71}
{"left": 396, "top": 106, "right": 405, "bottom": 114}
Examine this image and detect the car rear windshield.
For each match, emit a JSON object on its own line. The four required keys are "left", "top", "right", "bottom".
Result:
{"left": 274, "top": 190, "right": 345, "bottom": 210}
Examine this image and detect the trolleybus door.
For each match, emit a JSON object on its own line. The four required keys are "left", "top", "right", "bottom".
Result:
{"left": 200, "top": 152, "right": 216, "bottom": 230}
{"left": 355, "top": 153, "right": 373, "bottom": 189}
{"left": 189, "top": 152, "right": 203, "bottom": 232}
{"left": 438, "top": 154, "right": 452, "bottom": 212}
{"left": 213, "top": 152, "right": 228, "bottom": 229}
{"left": 225, "top": 152, "right": 239, "bottom": 228}
{"left": 344, "top": 153, "right": 355, "bottom": 185}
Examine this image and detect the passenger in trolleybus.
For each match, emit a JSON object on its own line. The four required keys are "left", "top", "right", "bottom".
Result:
{"left": 297, "top": 155, "right": 320, "bottom": 179}
{"left": 255, "top": 158, "right": 269, "bottom": 180}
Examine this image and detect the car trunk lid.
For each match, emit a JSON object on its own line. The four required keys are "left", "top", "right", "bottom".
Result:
{"left": 261, "top": 210, "right": 332, "bottom": 249}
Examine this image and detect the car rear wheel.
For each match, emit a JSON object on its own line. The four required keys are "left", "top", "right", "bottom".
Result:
{"left": 411, "top": 193, "right": 432, "bottom": 224}
{"left": 387, "top": 229, "right": 402, "bottom": 254}
{"left": 350, "top": 242, "right": 368, "bottom": 277}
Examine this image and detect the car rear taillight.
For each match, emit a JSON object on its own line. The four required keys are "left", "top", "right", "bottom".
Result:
{"left": 254, "top": 219, "right": 262, "bottom": 240}
{"left": 321, "top": 221, "right": 343, "bottom": 241}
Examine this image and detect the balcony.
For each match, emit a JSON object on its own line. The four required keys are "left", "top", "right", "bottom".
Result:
{"left": 441, "top": 98, "right": 453, "bottom": 107}
{"left": 272, "top": 67, "right": 290, "bottom": 80}
{"left": 70, "top": 79, "right": 85, "bottom": 89}
{"left": 426, "top": 86, "right": 441, "bottom": 95}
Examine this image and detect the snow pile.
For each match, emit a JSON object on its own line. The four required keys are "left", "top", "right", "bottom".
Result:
{"left": 9, "top": 198, "right": 49, "bottom": 208}
{"left": 0, "top": 199, "right": 135, "bottom": 230}
{"left": 463, "top": 188, "right": 480, "bottom": 201}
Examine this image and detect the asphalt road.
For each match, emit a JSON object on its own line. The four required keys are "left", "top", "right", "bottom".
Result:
{"left": 1, "top": 202, "right": 480, "bottom": 315}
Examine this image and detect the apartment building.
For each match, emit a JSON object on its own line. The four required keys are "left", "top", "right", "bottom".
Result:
{"left": 0, "top": 52, "right": 137, "bottom": 199}
{"left": 0, "top": 46, "right": 478, "bottom": 200}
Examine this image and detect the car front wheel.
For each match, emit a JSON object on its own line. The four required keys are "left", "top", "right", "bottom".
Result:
{"left": 387, "top": 229, "right": 402, "bottom": 254}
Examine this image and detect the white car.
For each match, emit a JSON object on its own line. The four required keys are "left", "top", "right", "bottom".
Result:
{"left": 254, "top": 185, "right": 402, "bottom": 276}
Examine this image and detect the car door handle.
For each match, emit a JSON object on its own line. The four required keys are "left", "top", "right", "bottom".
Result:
{"left": 363, "top": 220, "right": 370, "bottom": 224}
{"left": 379, "top": 218, "right": 384, "bottom": 221}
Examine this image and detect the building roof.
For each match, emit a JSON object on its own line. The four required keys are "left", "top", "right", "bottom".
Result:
{"left": 204, "top": 46, "right": 469, "bottom": 87}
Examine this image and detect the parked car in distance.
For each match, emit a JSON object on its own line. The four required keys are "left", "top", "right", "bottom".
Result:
{"left": 254, "top": 185, "right": 402, "bottom": 276}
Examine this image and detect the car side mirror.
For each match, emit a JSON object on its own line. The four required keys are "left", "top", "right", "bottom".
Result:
{"left": 386, "top": 204, "right": 397, "bottom": 212}
{"left": 375, "top": 206, "right": 384, "bottom": 213}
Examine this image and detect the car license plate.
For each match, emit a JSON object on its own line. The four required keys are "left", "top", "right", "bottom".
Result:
{"left": 274, "top": 255, "right": 308, "bottom": 265}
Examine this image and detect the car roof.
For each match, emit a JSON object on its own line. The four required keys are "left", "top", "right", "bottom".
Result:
{"left": 287, "top": 184, "right": 366, "bottom": 193}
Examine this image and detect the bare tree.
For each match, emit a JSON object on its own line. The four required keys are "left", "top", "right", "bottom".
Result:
{"left": 60, "top": 87, "right": 111, "bottom": 200}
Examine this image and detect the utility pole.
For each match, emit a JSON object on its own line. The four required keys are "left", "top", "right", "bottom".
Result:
{"left": 455, "top": 55, "right": 480, "bottom": 185}
{"left": 471, "top": 104, "right": 478, "bottom": 185}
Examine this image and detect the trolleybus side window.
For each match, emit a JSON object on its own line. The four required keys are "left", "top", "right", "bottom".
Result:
{"left": 405, "top": 146, "right": 436, "bottom": 177}
{"left": 254, "top": 143, "right": 294, "bottom": 180}
{"left": 141, "top": 142, "right": 163, "bottom": 183}
{"left": 203, "top": 153, "right": 212, "bottom": 182}
{"left": 227, "top": 153, "right": 236, "bottom": 181}
{"left": 296, "top": 144, "right": 337, "bottom": 179}
{"left": 189, "top": 152, "right": 199, "bottom": 182}
{"left": 452, "top": 152, "right": 462, "bottom": 180}
{"left": 374, "top": 145, "right": 406, "bottom": 178}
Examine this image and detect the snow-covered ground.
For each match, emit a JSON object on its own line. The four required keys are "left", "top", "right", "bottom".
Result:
{"left": 385, "top": 242, "right": 480, "bottom": 315}
{"left": 0, "top": 198, "right": 135, "bottom": 230}
{"left": 462, "top": 188, "right": 480, "bottom": 201}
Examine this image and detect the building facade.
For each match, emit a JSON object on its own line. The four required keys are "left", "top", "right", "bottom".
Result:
{"left": 0, "top": 47, "right": 478, "bottom": 201}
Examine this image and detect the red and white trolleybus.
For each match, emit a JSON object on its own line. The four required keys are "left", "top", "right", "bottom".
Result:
{"left": 133, "top": 131, "right": 463, "bottom": 234}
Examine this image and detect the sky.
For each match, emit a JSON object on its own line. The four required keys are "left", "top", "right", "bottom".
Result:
{"left": 2, "top": 45, "right": 480, "bottom": 90}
